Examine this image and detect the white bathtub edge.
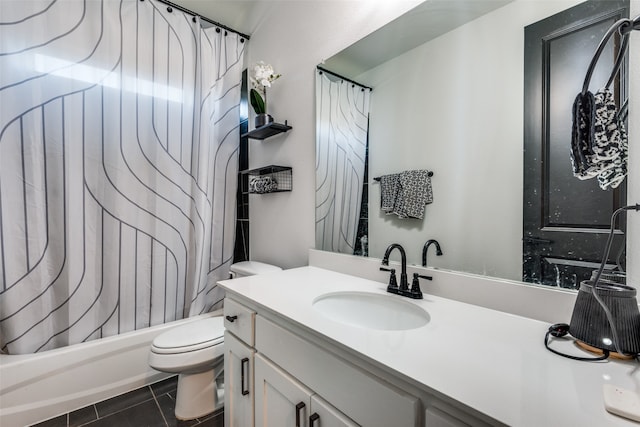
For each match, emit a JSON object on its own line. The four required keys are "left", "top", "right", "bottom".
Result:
{"left": 0, "top": 311, "right": 221, "bottom": 427}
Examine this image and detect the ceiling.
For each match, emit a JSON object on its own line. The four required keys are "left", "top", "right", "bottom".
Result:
{"left": 323, "top": 0, "right": 512, "bottom": 79}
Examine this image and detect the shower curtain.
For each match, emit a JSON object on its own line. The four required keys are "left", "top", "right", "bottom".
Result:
{"left": 316, "top": 70, "right": 371, "bottom": 254}
{"left": 0, "top": 0, "right": 245, "bottom": 354}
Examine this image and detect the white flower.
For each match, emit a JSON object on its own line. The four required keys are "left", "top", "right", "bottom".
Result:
{"left": 250, "top": 61, "right": 281, "bottom": 93}
{"left": 249, "top": 61, "right": 282, "bottom": 114}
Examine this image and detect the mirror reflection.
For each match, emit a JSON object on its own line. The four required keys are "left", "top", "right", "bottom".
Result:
{"left": 315, "top": 0, "right": 631, "bottom": 289}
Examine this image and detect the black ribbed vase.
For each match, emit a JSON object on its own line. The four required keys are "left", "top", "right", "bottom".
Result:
{"left": 569, "top": 280, "right": 640, "bottom": 354}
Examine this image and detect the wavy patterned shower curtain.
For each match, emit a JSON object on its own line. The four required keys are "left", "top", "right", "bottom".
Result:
{"left": 0, "top": 0, "right": 245, "bottom": 354}
{"left": 316, "top": 70, "right": 371, "bottom": 254}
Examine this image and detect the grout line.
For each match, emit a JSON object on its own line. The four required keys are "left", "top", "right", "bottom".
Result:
{"left": 150, "top": 385, "right": 170, "bottom": 427}
{"left": 95, "top": 387, "right": 157, "bottom": 419}
{"left": 74, "top": 404, "right": 101, "bottom": 427}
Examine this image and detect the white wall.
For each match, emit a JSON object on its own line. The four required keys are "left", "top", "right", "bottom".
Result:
{"left": 363, "top": 0, "right": 584, "bottom": 280}
{"left": 246, "top": 0, "right": 639, "bottom": 287}
{"left": 246, "top": 1, "right": 421, "bottom": 269}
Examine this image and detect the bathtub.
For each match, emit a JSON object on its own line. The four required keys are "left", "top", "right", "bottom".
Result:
{"left": 0, "top": 310, "right": 222, "bottom": 427}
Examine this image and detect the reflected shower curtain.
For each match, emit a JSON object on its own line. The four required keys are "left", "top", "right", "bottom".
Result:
{"left": 0, "top": 0, "right": 245, "bottom": 354}
{"left": 315, "top": 70, "right": 370, "bottom": 254}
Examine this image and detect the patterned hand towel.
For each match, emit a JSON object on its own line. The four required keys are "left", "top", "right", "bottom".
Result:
{"left": 570, "top": 88, "right": 627, "bottom": 190}
{"left": 380, "top": 174, "right": 400, "bottom": 214}
{"left": 593, "top": 88, "right": 627, "bottom": 190}
{"left": 394, "top": 170, "right": 433, "bottom": 219}
{"left": 570, "top": 91, "right": 597, "bottom": 179}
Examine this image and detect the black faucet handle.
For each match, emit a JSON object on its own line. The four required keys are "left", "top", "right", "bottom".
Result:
{"left": 408, "top": 273, "right": 431, "bottom": 299}
{"left": 380, "top": 267, "right": 399, "bottom": 293}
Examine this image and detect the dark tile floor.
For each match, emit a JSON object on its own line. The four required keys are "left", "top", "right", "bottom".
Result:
{"left": 32, "top": 376, "right": 223, "bottom": 427}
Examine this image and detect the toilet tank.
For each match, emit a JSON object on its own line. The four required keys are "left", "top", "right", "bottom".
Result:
{"left": 229, "top": 261, "right": 282, "bottom": 278}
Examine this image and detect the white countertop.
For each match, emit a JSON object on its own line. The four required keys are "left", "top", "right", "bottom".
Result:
{"left": 219, "top": 266, "right": 639, "bottom": 426}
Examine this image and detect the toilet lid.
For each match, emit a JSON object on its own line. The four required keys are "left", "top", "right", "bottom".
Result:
{"left": 230, "top": 261, "right": 282, "bottom": 276}
{"left": 151, "top": 317, "right": 224, "bottom": 354}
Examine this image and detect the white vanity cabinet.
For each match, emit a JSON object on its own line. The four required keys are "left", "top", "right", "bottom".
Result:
{"left": 254, "top": 354, "right": 359, "bottom": 426}
{"left": 222, "top": 295, "right": 496, "bottom": 427}
{"left": 219, "top": 266, "right": 639, "bottom": 427}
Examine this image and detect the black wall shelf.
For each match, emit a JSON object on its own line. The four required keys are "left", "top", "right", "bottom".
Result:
{"left": 241, "top": 165, "right": 292, "bottom": 194}
{"left": 242, "top": 121, "right": 292, "bottom": 140}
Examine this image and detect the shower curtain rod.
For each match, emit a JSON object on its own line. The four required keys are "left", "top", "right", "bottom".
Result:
{"left": 317, "top": 66, "right": 373, "bottom": 91}
{"left": 154, "top": 0, "right": 251, "bottom": 41}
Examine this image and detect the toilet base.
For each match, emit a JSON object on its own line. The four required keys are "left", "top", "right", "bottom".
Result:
{"left": 174, "top": 362, "right": 224, "bottom": 420}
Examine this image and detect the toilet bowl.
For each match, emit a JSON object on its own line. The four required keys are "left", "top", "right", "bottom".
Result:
{"left": 148, "top": 261, "right": 282, "bottom": 420}
{"left": 149, "top": 316, "right": 225, "bottom": 420}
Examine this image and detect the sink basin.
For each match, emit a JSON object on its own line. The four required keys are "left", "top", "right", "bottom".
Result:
{"left": 312, "top": 291, "right": 430, "bottom": 331}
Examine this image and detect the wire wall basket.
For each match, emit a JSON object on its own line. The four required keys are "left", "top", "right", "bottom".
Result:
{"left": 242, "top": 165, "right": 292, "bottom": 194}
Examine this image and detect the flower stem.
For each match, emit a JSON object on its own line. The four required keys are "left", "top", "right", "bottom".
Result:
{"left": 263, "top": 88, "right": 267, "bottom": 114}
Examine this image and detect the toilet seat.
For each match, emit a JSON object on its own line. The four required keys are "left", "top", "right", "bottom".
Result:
{"left": 151, "top": 317, "right": 224, "bottom": 355}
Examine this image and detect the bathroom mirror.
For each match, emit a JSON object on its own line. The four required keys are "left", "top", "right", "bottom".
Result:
{"left": 315, "top": 0, "right": 631, "bottom": 288}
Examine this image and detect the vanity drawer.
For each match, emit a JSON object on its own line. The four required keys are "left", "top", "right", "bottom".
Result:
{"left": 224, "top": 298, "right": 255, "bottom": 346}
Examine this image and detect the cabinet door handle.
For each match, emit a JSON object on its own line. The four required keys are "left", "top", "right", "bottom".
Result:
{"left": 240, "top": 357, "right": 250, "bottom": 396}
{"left": 295, "top": 402, "right": 306, "bottom": 427}
{"left": 309, "top": 413, "right": 320, "bottom": 426}
{"left": 226, "top": 315, "right": 238, "bottom": 322}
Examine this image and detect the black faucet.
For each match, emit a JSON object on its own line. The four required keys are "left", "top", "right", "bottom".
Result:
{"left": 422, "top": 239, "right": 443, "bottom": 267}
{"left": 380, "top": 243, "right": 427, "bottom": 299}
{"left": 381, "top": 243, "right": 408, "bottom": 294}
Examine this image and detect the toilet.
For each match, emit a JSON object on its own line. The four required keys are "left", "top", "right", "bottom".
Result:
{"left": 148, "top": 261, "right": 282, "bottom": 420}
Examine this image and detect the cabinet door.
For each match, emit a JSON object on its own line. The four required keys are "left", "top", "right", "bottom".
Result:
{"left": 225, "top": 331, "right": 255, "bottom": 427}
{"left": 254, "top": 354, "right": 313, "bottom": 427}
{"left": 310, "top": 394, "right": 360, "bottom": 427}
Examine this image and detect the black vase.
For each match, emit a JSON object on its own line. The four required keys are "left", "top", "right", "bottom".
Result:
{"left": 569, "top": 280, "right": 640, "bottom": 354}
{"left": 255, "top": 113, "right": 274, "bottom": 128}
